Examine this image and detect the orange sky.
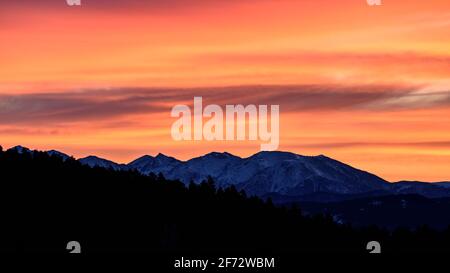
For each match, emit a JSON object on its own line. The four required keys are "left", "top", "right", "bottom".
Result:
{"left": 1, "top": 0, "right": 450, "bottom": 181}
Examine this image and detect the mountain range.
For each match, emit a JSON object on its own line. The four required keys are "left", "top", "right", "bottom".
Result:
{"left": 7, "top": 145, "right": 450, "bottom": 201}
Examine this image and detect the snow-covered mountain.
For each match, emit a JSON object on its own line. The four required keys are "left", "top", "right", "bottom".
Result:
{"left": 391, "top": 181, "right": 450, "bottom": 198}
{"left": 5, "top": 145, "right": 450, "bottom": 199}
{"left": 128, "top": 153, "right": 181, "bottom": 176}
{"left": 9, "top": 145, "right": 31, "bottom": 154}
{"left": 78, "top": 155, "right": 125, "bottom": 171}
{"left": 436, "top": 182, "right": 450, "bottom": 189}
{"left": 77, "top": 151, "right": 450, "bottom": 198}
{"left": 47, "top": 150, "right": 71, "bottom": 161}
{"left": 127, "top": 151, "right": 390, "bottom": 196}
{"left": 9, "top": 146, "right": 71, "bottom": 161}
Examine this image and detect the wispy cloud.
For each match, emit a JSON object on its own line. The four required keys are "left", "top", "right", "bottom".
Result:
{"left": 1, "top": 84, "right": 449, "bottom": 125}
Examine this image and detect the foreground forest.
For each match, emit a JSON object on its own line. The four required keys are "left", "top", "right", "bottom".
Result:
{"left": 0, "top": 146, "right": 449, "bottom": 254}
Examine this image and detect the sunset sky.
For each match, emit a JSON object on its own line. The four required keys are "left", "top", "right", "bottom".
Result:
{"left": 1, "top": 0, "right": 450, "bottom": 182}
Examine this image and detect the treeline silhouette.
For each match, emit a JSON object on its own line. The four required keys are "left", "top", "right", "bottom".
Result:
{"left": 0, "top": 146, "right": 449, "bottom": 253}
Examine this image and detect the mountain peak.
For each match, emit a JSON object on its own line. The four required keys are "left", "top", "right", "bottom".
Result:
{"left": 155, "top": 153, "right": 175, "bottom": 159}
{"left": 204, "top": 151, "right": 240, "bottom": 159}
{"left": 155, "top": 153, "right": 180, "bottom": 163}
{"left": 79, "top": 155, "right": 118, "bottom": 163}
{"left": 47, "top": 150, "right": 70, "bottom": 161}
{"left": 79, "top": 155, "right": 123, "bottom": 170}
{"left": 128, "top": 155, "right": 154, "bottom": 165}
{"left": 79, "top": 155, "right": 114, "bottom": 163}
{"left": 8, "top": 145, "right": 31, "bottom": 154}
{"left": 82, "top": 155, "right": 101, "bottom": 160}
{"left": 250, "top": 150, "right": 299, "bottom": 160}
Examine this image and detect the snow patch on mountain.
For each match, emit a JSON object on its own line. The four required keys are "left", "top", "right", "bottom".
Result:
{"left": 9, "top": 145, "right": 31, "bottom": 154}
{"left": 79, "top": 156, "right": 125, "bottom": 171}
{"left": 47, "top": 150, "right": 71, "bottom": 161}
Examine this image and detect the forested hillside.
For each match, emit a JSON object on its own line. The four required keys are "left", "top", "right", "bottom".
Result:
{"left": 0, "top": 146, "right": 449, "bottom": 253}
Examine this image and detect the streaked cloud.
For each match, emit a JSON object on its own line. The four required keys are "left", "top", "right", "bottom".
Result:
{"left": 1, "top": 84, "right": 450, "bottom": 125}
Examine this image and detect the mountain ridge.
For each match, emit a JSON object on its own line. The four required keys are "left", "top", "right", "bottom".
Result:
{"left": 4, "top": 145, "right": 450, "bottom": 200}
